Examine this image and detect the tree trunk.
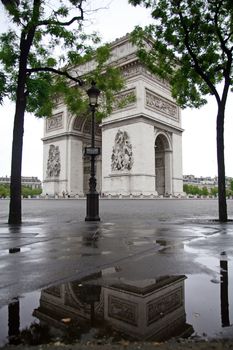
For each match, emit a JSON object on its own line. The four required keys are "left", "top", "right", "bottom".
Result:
{"left": 8, "top": 37, "right": 29, "bottom": 224}
{"left": 8, "top": 90, "right": 26, "bottom": 224}
{"left": 217, "top": 103, "right": 227, "bottom": 222}
{"left": 7, "top": 0, "right": 39, "bottom": 224}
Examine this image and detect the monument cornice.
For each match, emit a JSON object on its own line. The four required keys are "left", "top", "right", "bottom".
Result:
{"left": 42, "top": 131, "right": 102, "bottom": 143}
{"left": 101, "top": 113, "right": 183, "bottom": 134}
{"left": 116, "top": 58, "right": 171, "bottom": 92}
{"left": 105, "top": 173, "right": 156, "bottom": 178}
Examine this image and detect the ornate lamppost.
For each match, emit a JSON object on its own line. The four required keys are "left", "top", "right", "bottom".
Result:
{"left": 85, "top": 81, "right": 101, "bottom": 221}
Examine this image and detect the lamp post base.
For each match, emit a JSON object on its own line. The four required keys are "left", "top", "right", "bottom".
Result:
{"left": 85, "top": 192, "right": 100, "bottom": 221}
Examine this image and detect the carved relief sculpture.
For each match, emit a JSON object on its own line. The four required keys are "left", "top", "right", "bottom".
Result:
{"left": 46, "top": 145, "right": 61, "bottom": 177}
{"left": 112, "top": 88, "right": 136, "bottom": 111}
{"left": 108, "top": 295, "right": 138, "bottom": 326}
{"left": 111, "top": 130, "right": 133, "bottom": 171}
{"left": 147, "top": 287, "right": 183, "bottom": 325}
{"left": 46, "top": 113, "right": 63, "bottom": 132}
{"left": 146, "top": 89, "right": 178, "bottom": 119}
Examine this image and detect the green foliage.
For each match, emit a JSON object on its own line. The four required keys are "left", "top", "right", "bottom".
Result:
{"left": 21, "top": 186, "right": 42, "bottom": 198}
{"left": 183, "top": 184, "right": 210, "bottom": 196}
{"left": 0, "top": 184, "right": 41, "bottom": 198}
{"left": 0, "top": 1, "right": 124, "bottom": 118}
{"left": 183, "top": 180, "right": 233, "bottom": 197}
{"left": 0, "top": 72, "right": 7, "bottom": 103}
{"left": 226, "top": 188, "right": 233, "bottom": 197}
{"left": 0, "top": 184, "right": 10, "bottom": 198}
{"left": 230, "top": 180, "right": 233, "bottom": 192}
{"left": 183, "top": 183, "right": 233, "bottom": 197}
{"left": 129, "top": 0, "right": 233, "bottom": 108}
{"left": 183, "top": 184, "right": 203, "bottom": 196}
{"left": 202, "top": 186, "right": 209, "bottom": 196}
{"left": 210, "top": 187, "right": 218, "bottom": 197}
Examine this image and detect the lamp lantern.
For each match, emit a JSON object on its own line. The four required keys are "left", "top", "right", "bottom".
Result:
{"left": 87, "top": 81, "right": 100, "bottom": 107}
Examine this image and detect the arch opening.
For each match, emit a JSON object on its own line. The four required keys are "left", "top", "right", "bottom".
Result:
{"left": 155, "top": 134, "right": 171, "bottom": 195}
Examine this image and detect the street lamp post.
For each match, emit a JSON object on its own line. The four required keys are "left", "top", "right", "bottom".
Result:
{"left": 85, "top": 81, "right": 101, "bottom": 221}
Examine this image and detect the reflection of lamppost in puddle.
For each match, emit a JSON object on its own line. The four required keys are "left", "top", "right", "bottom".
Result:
{"left": 8, "top": 248, "right": 20, "bottom": 344}
{"left": 85, "top": 81, "right": 101, "bottom": 222}
{"left": 220, "top": 251, "right": 230, "bottom": 327}
{"left": 77, "top": 284, "right": 101, "bottom": 326}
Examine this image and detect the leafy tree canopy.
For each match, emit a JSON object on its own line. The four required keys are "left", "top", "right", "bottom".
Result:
{"left": 0, "top": 0, "right": 124, "bottom": 119}
{"left": 129, "top": 0, "right": 233, "bottom": 109}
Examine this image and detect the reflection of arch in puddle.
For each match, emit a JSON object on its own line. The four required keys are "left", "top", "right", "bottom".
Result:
{"left": 105, "top": 275, "right": 193, "bottom": 340}
{"left": 66, "top": 280, "right": 104, "bottom": 320}
{"left": 33, "top": 273, "right": 193, "bottom": 341}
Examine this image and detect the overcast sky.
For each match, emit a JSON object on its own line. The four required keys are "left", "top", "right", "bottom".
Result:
{"left": 0, "top": 0, "right": 233, "bottom": 180}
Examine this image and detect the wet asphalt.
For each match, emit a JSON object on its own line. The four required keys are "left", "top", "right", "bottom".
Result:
{"left": 0, "top": 198, "right": 233, "bottom": 305}
{"left": 0, "top": 198, "right": 233, "bottom": 346}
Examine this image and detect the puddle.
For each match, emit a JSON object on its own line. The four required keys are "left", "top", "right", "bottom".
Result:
{"left": 1, "top": 224, "right": 233, "bottom": 346}
{"left": 0, "top": 262, "right": 233, "bottom": 347}
{"left": 185, "top": 273, "right": 233, "bottom": 339}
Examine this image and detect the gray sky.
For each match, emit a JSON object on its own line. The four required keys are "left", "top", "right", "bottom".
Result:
{"left": 0, "top": 0, "right": 233, "bottom": 180}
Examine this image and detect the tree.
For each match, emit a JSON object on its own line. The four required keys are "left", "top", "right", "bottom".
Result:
{"left": 211, "top": 187, "right": 218, "bottom": 197}
{"left": 0, "top": 184, "right": 10, "bottom": 198}
{"left": 129, "top": 0, "right": 233, "bottom": 222}
{"left": 0, "top": 0, "right": 124, "bottom": 224}
{"left": 21, "top": 186, "right": 42, "bottom": 198}
{"left": 230, "top": 179, "right": 233, "bottom": 192}
{"left": 202, "top": 186, "right": 209, "bottom": 196}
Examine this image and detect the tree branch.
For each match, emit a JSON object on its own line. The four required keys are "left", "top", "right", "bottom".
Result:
{"left": 225, "top": 30, "right": 233, "bottom": 45}
{"left": 26, "top": 67, "right": 84, "bottom": 86}
{"left": 38, "top": 1, "right": 84, "bottom": 27}
{"left": 38, "top": 15, "right": 83, "bottom": 27}
{"left": 177, "top": 3, "right": 220, "bottom": 103}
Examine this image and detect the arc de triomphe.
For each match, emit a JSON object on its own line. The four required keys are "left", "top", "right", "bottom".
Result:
{"left": 42, "top": 34, "right": 183, "bottom": 197}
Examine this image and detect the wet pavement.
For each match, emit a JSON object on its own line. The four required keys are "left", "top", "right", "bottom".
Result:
{"left": 0, "top": 198, "right": 233, "bottom": 347}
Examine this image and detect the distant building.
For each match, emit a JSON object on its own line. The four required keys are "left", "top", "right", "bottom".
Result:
{"left": 183, "top": 175, "right": 232, "bottom": 190}
{"left": 183, "top": 175, "right": 217, "bottom": 189}
{"left": 0, "top": 176, "right": 42, "bottom": 189}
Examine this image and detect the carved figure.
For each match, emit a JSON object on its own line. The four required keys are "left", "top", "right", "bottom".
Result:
{"left": 111, "top": 130, "right": 133, "bottom": 171}
{"left": 46, "top": 145, "right": 61, "bottom": 177}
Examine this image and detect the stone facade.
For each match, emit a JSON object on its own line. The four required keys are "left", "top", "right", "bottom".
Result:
{"left": 42, "top": 34, "right": 183, "bottom": 197}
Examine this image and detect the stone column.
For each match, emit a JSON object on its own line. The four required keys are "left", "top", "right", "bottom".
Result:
{"left": 68, "top": 137, "right": 84, "bottom": 196}
{"left": 165, "top": 149, "right": 173, "bottom": 195}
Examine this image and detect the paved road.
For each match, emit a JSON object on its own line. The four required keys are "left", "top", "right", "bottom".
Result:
{"left": 1, "top": 197, "right": 233, "bottom": 222}
{"left": 0, "top": 198, "right": 233, "bottom": 342}
{"left": 0, "top": 199, "right": 233, "bottom": 299}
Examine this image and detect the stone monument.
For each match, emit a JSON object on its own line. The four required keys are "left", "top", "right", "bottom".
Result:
{"left": 42, "top": 34, "right": 183, "bottom": 197}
